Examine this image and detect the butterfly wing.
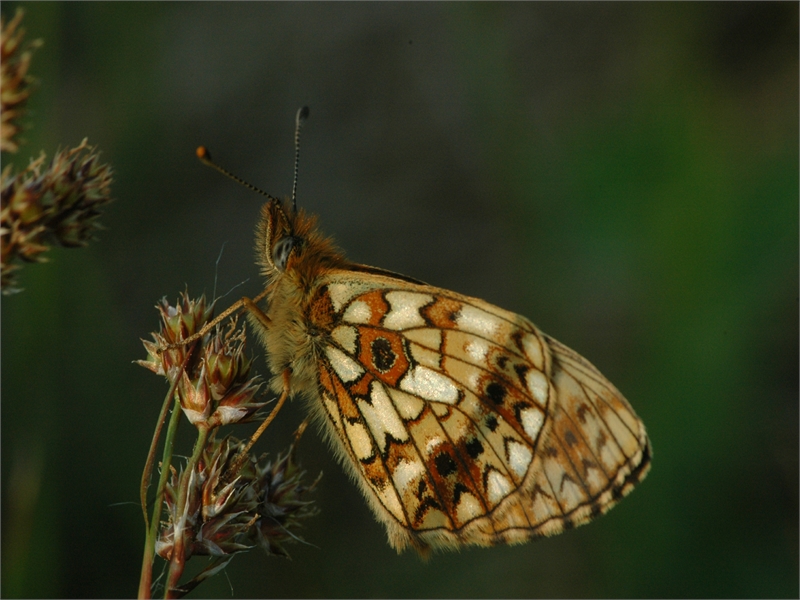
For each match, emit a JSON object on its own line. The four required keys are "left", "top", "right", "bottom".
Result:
{"left": 306, "top": 269, "right": 650, "bottom": 553}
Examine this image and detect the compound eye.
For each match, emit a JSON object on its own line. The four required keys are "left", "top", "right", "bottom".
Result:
{"left": 272, "top": 236, "right": 298, "bottom": 271}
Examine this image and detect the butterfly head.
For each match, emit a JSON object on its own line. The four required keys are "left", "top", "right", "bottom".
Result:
{"left": 259, "top": 198, "right": 298, "bottom": 273}
{"left": 256, "top": 198, "right": 345, "bottom": 282}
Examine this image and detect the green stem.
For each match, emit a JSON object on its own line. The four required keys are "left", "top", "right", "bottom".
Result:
{"left": 165, "top": 425, "right": 210, "bottom": 599}
{"left": 138, "top": 348, "right": 194, "bottom": 599}
{"left": 138, "top": 395, "right": 183, "bottom": 599}
{"left": 141, "top": 356, "right": 190, "bottom": 526}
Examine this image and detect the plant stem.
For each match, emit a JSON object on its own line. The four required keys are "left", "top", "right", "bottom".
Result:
{"left": 165, "top": 425, "right": 210, "bottom": 598}
{"left": 138, "top": 395, "right": 183, "bottom": 599}
{"left": 138, "top": 349, "right": 194, "bottom": 599}
{"left": 141, "top": 352, "right": 192, "bottom": 527}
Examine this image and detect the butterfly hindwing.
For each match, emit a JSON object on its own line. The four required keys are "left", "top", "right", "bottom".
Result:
{"left": 307, "top": 269, "right": 650, "bottom": 552}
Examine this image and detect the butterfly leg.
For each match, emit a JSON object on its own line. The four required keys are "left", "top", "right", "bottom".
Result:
{"left": 225, "top": 368, "right": 292, "bottom": 481}
{"left": 164, "top": 290, "right": 271, "bottom": 350}
{"left": 240, "top": 295, "right": 272, "bottom": 330}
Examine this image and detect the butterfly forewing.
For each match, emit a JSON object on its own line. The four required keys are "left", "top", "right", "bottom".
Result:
{"left": 305, "top": 270, "right": 650, "bottom": 552}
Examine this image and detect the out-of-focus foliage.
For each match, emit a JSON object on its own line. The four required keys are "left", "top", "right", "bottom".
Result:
{"left": 1, "top": 3, "right": 796, "bottom": 598}
{"left": 0, "top": 8, "right": 40, "bottom": 152}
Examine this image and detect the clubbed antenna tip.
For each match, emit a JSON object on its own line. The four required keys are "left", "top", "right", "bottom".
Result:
{"left": 296, "top": 106, "right": 310, "bottom": 126}
{"left": 195, "top": 146, "right": 279, "bottom": 202}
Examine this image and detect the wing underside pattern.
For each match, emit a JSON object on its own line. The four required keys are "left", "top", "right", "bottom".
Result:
{"left": 309, "top": 275, "right": 650, "bottom": 551}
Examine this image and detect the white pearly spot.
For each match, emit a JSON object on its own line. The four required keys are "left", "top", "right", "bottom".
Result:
{"left": 520, "top": 407, "right": 545, "bottom": 440}
{"left": 486, "top": 470, "right": 513, "bottom": 504}
{"left": 400, "top": 366, "right": 459, "bottom": 404}
{"left": 465, "top": 338, "right": 489, "bottom": 364}
{"left": 507, "top": 440, "right": 533, "bottom": 478}
{"left": 521, "top": 332, "right": 543, "bottom": 369}
{"left": 343, "top": 300, "right": 372, "bottom": 324}
{"left": 456, "top": 304, "right": 502, "bottom": 338}
{"left": 331, "top": 325, "right": 357, "bottom": 354}
{"left": 358, "top": 382, "right": 409, "bottom": 453}
{"left": 345, "top": 421, "right": 373, "bottom": 460}
{"left": 455, "top": 492, "right": 483, "bottom": 523}
{"left": 383, "top": 291, "right": 431, "bottom": 330}
{"left": 392, "top": 458, "right": 424, "bottom": 494}
{"left": 327, "top": 283, "right": 356, "bottom": 312}
{"left": 525, "top": 369, "right": 549, "bottom": 406}
{"left": 325, "top": 345, "right": 364, "bottom": 383}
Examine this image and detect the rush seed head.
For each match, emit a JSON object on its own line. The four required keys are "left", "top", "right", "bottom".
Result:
{"left": 1, "top": 9, "right": 41, "bottom": 154}
{"left": 1, "top": 139, "right": 113, "bottom": 294}
{"left": 138, "top": 293, "right": 267, "bottom": 429}
{"left": 155, "top": 429, "right": 319, "bottom": 563}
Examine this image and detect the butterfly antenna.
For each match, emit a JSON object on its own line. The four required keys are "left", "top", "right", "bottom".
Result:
{"left": 196, "top": 146, "right": 280, "bottom": 202}
{"left": 292, "top": 105, "right": 310, "bottom": 213}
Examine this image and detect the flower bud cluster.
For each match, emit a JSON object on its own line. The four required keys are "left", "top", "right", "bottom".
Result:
{"left": 1, "top": 11, "right": 113, "bottom": 295}
{"left": 140, "top": 293, "right": 320, "bottom": 587}
{"left": 155, "top": 428, "right": 319, "bottom": 563}
{"left": 156, "top": 438, "right": 255, "bottom": 560}
{"left": 1, "top": 140, "right": 113, "bottom": 293}
{"left": 248, "top": 421, "right": 321, "bottom": 557}
{"left": 1, "top": 9, "right": 41, "bottom": 153}
{"left": 138, "top": 293, "right": 266, "bottom": 428}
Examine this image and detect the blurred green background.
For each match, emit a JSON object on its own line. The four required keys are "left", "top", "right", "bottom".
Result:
{"left": 2, "top": 3, "right": 797, "bottom": 598}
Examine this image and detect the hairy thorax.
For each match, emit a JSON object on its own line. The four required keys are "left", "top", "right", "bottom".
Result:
{"left": 257, "top": 268, "right": 334, "bottom": 398}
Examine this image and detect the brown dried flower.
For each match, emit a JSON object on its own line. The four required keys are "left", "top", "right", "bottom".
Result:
{"left": 138, "top": 293, "right": 215, "bottom": 380}
{"left": 138, "top": 293, "right": 267, "bottom": 429}
{"left": 1, "top": 9, "right": 41, "bottom": 153}
{"left": 156, "top": 438, "right": 255, "bottom": 561}
{"left": 1, "top": 139, "right": 114, "bottom": 294}
{"left": 246, "top": 421, "right": 321, "bottom": 558}
{"left": 140, "top": 294, "right": 320, "bottom": 596}
{"left": 156, "top": 429, "right": 319, "bottom": 563}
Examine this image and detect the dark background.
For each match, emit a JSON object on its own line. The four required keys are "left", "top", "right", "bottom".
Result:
{"left": 2, "top": 3, "right": 797, "bottom": 598}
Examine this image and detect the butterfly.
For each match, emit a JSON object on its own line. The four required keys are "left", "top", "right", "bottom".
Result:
{"left": 197, "top": 109, "right": 651, "bottom": 555}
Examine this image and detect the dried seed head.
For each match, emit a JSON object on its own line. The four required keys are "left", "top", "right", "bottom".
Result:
{"left": 156, "top": 440, "right": 256, "bottom": 560}
{"left": 156, "top": 433, "right": 319, "bottom": 562}
{"left": 137, "top": 293, "right": 214, "bottom": 380}
{"left": 138, "top": 294, "right": 267, "bottom": 429}
{"left": 178, "top": 367, "right": 212, "bottom": 426}
{"left": 246, "top": 421, "right": 321, "bottom": 558}
{"left": 1, "top": 140, "right": 113, "bottom": 294}
{"left": 1, "top": 9, "right": 41, "bottom": 153}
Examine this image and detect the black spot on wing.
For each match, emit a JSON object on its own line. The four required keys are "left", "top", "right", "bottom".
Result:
{"left": 486, "top": 414, "right": 499, "bottom": 432}
{"left": 371, "top": 336, "right": 397, "bottom": 372}
{"left": 452, "top": 481, "right": 470, "bottom": 506}
{"left": 465, "top": 437, "right": 484, "bottom": 459}
{"left": 514, "top": 363, "right": 530, "bottom": 387}
{"left": 434, "top": 452, "right": 457, "bottom": 477}
{"left": 368, "top": 474, "right": 386, "bottom": 490}
{"left": 564, "top": 429, "right": 578, "bottom": 447}
{"left": 414, "top": 496, "right": 444, "bottom": 525}
{"left": 486, "top": 381, "right": 506, "bottom": 405}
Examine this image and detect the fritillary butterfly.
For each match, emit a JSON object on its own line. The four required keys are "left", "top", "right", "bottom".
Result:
{"left": 198, "top": 109, "right": 651, "bottom": 554}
